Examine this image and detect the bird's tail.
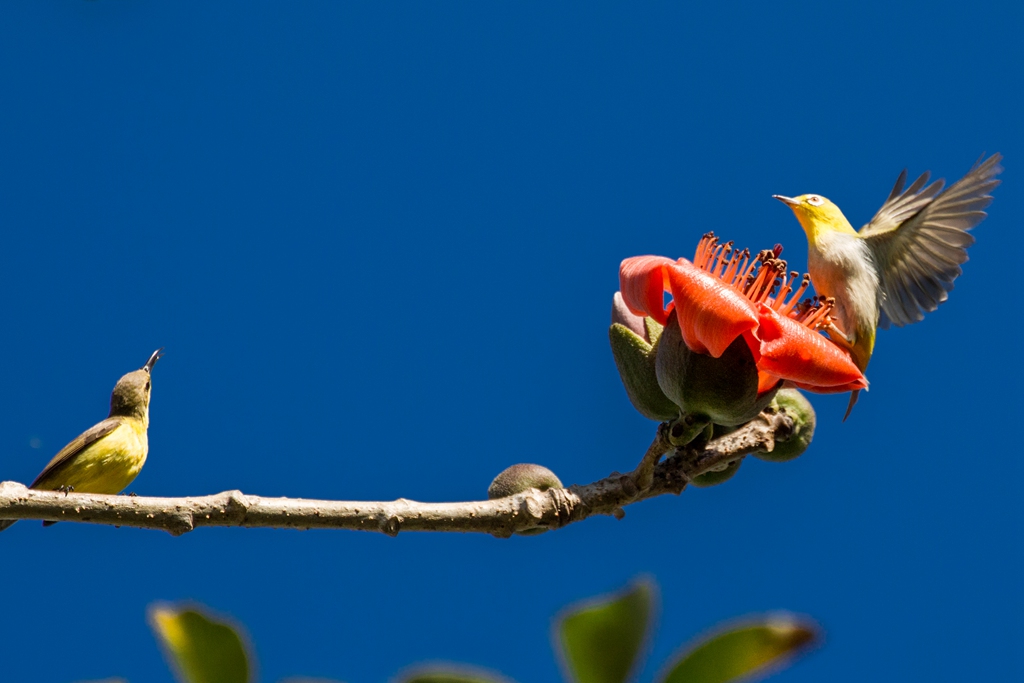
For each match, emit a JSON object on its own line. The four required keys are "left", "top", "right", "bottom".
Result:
{"left": 843, "top": 390, "right": 860, "bottom": 422}
{"left": 836, "top": 323, "right": 875, "bottom": 421}
{"left": 0, "top": 519, "right": 17, "bottom": 533}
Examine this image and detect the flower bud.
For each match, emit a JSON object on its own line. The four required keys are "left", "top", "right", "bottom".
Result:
{"left": 609, "top": 313, "right": 679, "bottom": 421}
{"left": 655, "top": 311, "right": 778, "bottom": 426}
{"left": 488, "top": 463, "right": 563, "bottom": 499}
{"left": 754, "top": 388, "right": 816, "bottom": 462}
{"left": 488, "top": 463, "right": 563, "bottom": 536}
{"left": 690, "top": 458, "right": 742, "bottom": 487}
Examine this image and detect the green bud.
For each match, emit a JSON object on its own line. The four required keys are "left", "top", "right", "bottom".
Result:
{"left": 655, "top": 312, "right": 778, "bottom": 426}
{"left": 609, "top": 323, "right": 680, "bottom": 422}
{"left": 754, "top": 388, "right": 816, "bottom": 462}
{"left": 488, "top": 463, "right": 563, "bottom": 499}
{"left": 690, "top": 458, "right": 742, "bottom": 487}
{"left": 488, "top": 463, "right": 563, "bottom": 536}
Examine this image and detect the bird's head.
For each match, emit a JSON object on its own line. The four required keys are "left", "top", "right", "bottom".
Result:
{"left": 772, "top": 194, "right": 857, "bottom": 243}
{"left": 109, "top": 348, "right": 164, "bottom": 423}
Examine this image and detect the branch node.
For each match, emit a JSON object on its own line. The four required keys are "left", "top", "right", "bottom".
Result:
{"left": 166, "top": 512, "right": 195, "bottom": 537}
{"left": 0, "top": 480, "right": 27, "bottom": 496}
{"left": 223, "top": 490, "right": 250, "bottom": 521}
{"left": 380, "top": 515, "right": 401, "bottom": 537}
{"left": 549, "top": 486, "right": 582, "bottom": 527}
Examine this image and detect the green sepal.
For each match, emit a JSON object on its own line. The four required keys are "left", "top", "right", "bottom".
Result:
{"left": 556, "top": 579, "right": 655, "bottom": 683}
{"left": 644, "top": 317, "right": 665, "bottom": 346}
{"left": 149, "top": 604, "right": 251, "bottom": 683}
{"left": 690, "top": 459, "right": 742, "bottom": 488}
{"left": 658, "top": 613, "right": 819, "bottom": 683}
{"left": 655, "top": 313, "right": 778, "bottom": 426}
{"left": 609, "top": 323, "right": 680, "bottom": 421}
{"left": 754, "top": 388, "right": 816, "bottom": 462}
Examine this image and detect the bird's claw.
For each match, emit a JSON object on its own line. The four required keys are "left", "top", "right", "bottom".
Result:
{"left": 57, "top": 485, "right": 75, "bottom": 496}
{"left": 826, "top": 322, "right": 854, "bottom": 345}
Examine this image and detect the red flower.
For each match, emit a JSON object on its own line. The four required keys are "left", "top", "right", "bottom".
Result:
{"left": 619, "top": 234, "right": 868, "bottom": 395}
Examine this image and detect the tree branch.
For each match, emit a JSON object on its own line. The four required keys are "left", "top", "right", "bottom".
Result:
{"left": 0, "top": 411, "right": 791, "bottom": 537}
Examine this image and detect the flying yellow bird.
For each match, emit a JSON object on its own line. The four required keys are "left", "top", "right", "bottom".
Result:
{"left": 773, "top": 154, "right": 1001, "bottom": 418}
{"left": 0, "top": 348, "right": 163, "bottom": 531}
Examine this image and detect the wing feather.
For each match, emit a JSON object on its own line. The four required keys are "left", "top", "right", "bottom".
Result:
{"left": 30, "top": 418, "right": 122, "bottom": 489}
{"left": 861, "top": 153, "right": 1002, "bottom": 328}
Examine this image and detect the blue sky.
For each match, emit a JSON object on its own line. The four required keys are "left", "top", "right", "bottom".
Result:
{"left": 0, "top": 2, "right": 1021, "bottom": 682}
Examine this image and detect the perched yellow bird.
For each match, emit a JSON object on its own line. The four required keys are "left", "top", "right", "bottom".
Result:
{"left": 0, "top": 348, "right": 163, "bottom": 531}
{"left": 773, "top": 154, "right": 1002, "bottom": 418}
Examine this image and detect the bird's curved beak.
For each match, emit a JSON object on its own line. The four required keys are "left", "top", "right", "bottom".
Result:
{"left": 143, "top": 348, "right": 165, "bottom": 374}
{"left": 772, "top": 195, "right": 800, "bottom": 207}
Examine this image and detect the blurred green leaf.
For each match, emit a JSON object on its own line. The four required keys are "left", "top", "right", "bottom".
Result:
{"left": 659, "top": 614, "right": 819, "bottom": 683}
{"left": 556, "top": 579, "right": 655, "bottom": 683}
{"left": 399, "top": 664, "right": 513, "bottom": 683}
{"left": 149, "top": 603, "right": 251, "bottom": 683}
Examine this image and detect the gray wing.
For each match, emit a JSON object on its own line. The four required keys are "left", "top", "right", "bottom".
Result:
{"left": 859, "top": 154, "right": 1002, "bottom": 328}
{"left": 30, "top": 417, "right": 122, "bottom": 489}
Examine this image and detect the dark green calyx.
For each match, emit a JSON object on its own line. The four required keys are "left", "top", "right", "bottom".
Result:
{"left": 691, "top": 458, "right": 742, "bottom": 487}
{"left": 488, "top": 463, "right": 563, "bottom": 499}
{"left": 754, "top": 388, "right": 816, "bottom": 462}
{"left": 655, "top": 311, "right": 779, "bottom": 426}
{"left": 609, "top": 322, "right": 680, "bottom": 421}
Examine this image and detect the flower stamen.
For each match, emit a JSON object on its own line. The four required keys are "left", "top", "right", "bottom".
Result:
{"left": 778, "top": 274, "right": 811, "bottom": 315}
{"left": 691, "top": 232, "right": 839, "bottom": 332}
{"left": 714, "top": 242, "right": 734, "bottom": 278}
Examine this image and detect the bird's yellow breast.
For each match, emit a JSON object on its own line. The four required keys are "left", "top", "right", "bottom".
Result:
{"left": 33, "top": 419, "right": 149, "bottom": 495}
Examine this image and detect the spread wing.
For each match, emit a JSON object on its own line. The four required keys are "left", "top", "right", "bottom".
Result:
{"left": 30, "top": 418, "right": 122, "bottom": 489}
{"left": 859, "top": 153, "right": 1002, "bottom": 328}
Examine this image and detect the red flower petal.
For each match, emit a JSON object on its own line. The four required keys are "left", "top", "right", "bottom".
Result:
{"left": 754, "top": 305, "right": 868, "bottom": 391}
{"left": 619, "top": 256, "right": 674, "bottom": 324}
{"left": 788, "top": 380, "right": 866, "bottom": 394}
{"left": 665, "top": 260, "right": 760, "bottom": 358}
{"left": 757, "top": 371, "right": 783, "bottom": 395}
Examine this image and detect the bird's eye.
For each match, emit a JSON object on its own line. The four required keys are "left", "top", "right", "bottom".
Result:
{"left": 806, "top": 195, "right": 823, "bottom": 206}
{"left": 145, "top": 381, "right": 151, "bottom": 391}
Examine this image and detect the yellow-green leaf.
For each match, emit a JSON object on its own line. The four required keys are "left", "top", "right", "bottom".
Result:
{"left": 659, "top": 614, "right": 819, "bottom": 683}
{"left": 149, "top": 604, "right": 252, "bottom": 683}
{"left": 556, "top": 579, "right": 655, "bottom": 683}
